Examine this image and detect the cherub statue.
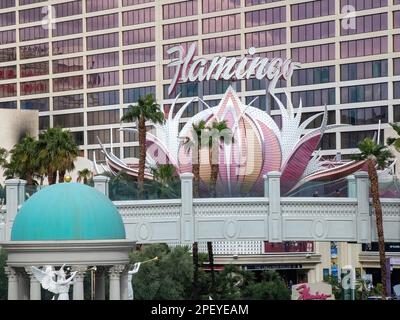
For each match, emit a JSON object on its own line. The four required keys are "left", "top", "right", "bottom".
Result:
{"left": 128, "top": 262, "right": 141, "bottom": 300}
{"left": 31, "top": 264, "right": 77, "bottom": 300}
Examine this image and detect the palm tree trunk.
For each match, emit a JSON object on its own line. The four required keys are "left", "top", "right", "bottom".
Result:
{"left": 367, "top": 158, "right": 387, "bottom": 299}
{"left": 138, "top": 115, "right": 146, "bottom": 197}
{"left": 48, "top": 169, "right": 56, "bottom": 185}
{"left": 59, "top": 170, "right": 66, "bottom": 183}
{"left": 192, "top": 241, "right": 199, "bottom": 299}
{"left": 210, "top": 164, "right": 219, "bottom": 197}
{"left": 207, "top": 241, "right": 216, "bottom": 296}
{"left": 84, "top": 177, "right": 88, "bottom": 185}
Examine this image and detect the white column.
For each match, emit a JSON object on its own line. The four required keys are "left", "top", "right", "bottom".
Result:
{"left": 267, "top": 172, "right": 282, "bottom": 242}
{"left": 95, "top": 270, "right": 106, "bottom": 300}
{"left": 180, "top": 173, "right": 194, "bottom": 245}
{"left": 72, "top": 266, "right": 87, "bottom": 300}
{"left": 5, "top": 267, "right": 19, "bottom": 300}
{"left": 25, "top": 267, "right": 41, "bottom": 300}
{"left": 93, "top": 175, "right": 110, "bottom": 197}
{"left": 109, "top": 265, "right": 124, "bottom": 300}
{"left": 355, "top": 172, "right": 371, "bottom": 243}
{"left": 5, "top": 179, "right": 20, "bottom": 240}
{"left": 120, "top": 268, "right": 129, "bottom": 300}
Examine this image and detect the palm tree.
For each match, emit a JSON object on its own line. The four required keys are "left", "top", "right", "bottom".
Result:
{"left": 38, "top": 128, "right": 79, "bottom": 184}
{"left": 120, "top": 94, "right": 164, "bottom": 195}
{"left": 77, "top": 168, "right": 92, "bottom": 184}
{"left": 150, "top": 164, "right": 179, "bottom": 198}
{"left": 353, "top": 137, "right": 393, "bottom": 299}
{"left": 0, "top": 147, "right": 7, "bottom": 169}
{"left": 4, "top": 135, "right": 39, "bottom": 185}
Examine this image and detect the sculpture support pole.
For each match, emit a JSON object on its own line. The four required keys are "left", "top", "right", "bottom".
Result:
{"left": 72, "top": 266, "right": 86, "bottom": 300}
{"left": 109, "top": 265, "right": 124, "bottom": 300}
{"left": 95, "top": 270, "right": 105, "bottom": 300}
{"left": 5, "top": 267, "right": 19, "bottom": 300}
{"left": 25, "top": 267, "right": 41, "bottom": 300}
{"left": 120, "top": 268, "right": 129, "bottom": 300}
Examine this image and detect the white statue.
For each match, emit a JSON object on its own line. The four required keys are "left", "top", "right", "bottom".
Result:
{"left": 128, "top": 262, "right": 141, "bottom": 300}
{"left": 31, "top": 264, "right": 77, "bottom": 300}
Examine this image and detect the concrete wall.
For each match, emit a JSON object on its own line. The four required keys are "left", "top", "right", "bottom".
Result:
{"left": 0, "top": 109, "right": 39, "bottom": 185}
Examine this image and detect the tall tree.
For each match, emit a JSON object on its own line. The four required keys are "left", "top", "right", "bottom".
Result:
{"left": 4, "top": 135, "right": 39, "bottom": 185}
{"left": 120, "top": 94, "right": 164, "bottom": 196}
{"left": 38, "top": 128, "right": 79, "bottom": 184}
{"left": 353, "top": 137, "right": 393, "bottom": 299}
{"left": 77, "top": 168, "right": 92, "bottom": 184}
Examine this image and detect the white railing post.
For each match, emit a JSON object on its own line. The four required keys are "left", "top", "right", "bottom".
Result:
{"left": 263, "top": 174, "right": 269, "bottom": 197}
{"left": 93, "top": 175, "right": 110, "bottom": 197}
{"left": 180, "top": 173, "right": 194, "bottom": 244}
{"left": 355, "top": 172, "right": 371, "bottom": 243}
{"left": 347, "top": 175, "right": 356, "bottom": 198}
{"left": 5, "top": 179, "right": 23, "bottom": 241}
{"left": 267, "top": 171, "right": 282, "bottom": 242}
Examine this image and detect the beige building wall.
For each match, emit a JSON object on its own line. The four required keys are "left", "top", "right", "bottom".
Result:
{"left": 0, "top": 109, "right": 39, "bottom": 185}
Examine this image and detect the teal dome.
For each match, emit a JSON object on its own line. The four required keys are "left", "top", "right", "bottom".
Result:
{"left": 11, "top": 183, "right": 126, "bottom": 241}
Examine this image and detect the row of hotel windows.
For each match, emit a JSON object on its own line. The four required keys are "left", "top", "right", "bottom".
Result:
{"left": 1, "top": 9, "right": 399, "bottom": 44}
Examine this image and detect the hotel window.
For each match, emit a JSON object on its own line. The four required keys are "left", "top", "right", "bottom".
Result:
{"left": 19, "top": 0, "right": 46, "bottom": 4}
{"left": 395, "top": 35, "right": 400, "bottom": 52}
{"left": 255, "top": 49, "right": 286, "bottom": 59}
{"left": 0, "top": 48, "right": 16, "bottom": 62}
{"left": 86, "top": 0, "right": 118, "bottom": 12}
{"left": 87, "top": 109, "right": 120, "bottom": 126}
{"left": 123, "top": 7, "right": 154, "bottom": 26}
{"left": 203, "top": 14, "right": 240, "bottom": 34}
{"left": 341, "top": 13, "right": 387, "bottom": 36}
{"left": 291, "top": 43, "right": 335, "bottom": 63}
{"left": 0, "top": 101, "right": 17, "bottom": 109}
{"left": 88, "top": 90, "right": 119, "bottom": 107}
{"left": 245, "top": 28, "right": 286, "bottom": 48}
{"left": 394, "top": 82, "right": 400, "bottom": 99}
{"left": 19, "top": 7, "right": 42, "bottom": 23}
{"left": 123, "top": 27, "right": 155, "bottom": 45}
{"left": 122, "top": 0, "right": 153, "bottom": 6}
{"left": 0, "top": 84, "right": 16, "bottom": 98}
{"left": 203, "top": 0, "right": 240, "bottom": 13}
{"left": 394, "top": 58, "right": 400, "bottom": 76}
{"left": 292, "top": 21, "right": 335, "bottom": 43}
{"left": 19, "top": 26, "right": 47, "bottom": 42}
{"left": 123, "top": 86, "right": 155, "bottom": 104}
{"left": 87, "top": 33, "right": 119, "bottom": 51}
{"left": 53, "top": 94, "right": 83, "bottom": 111}
{"left": 0, "top": 0, "right": 15, "bottom": 9}
{"left": 39, "top": 116, "right": 49, "bottom": 130}
{"left": 246, "top": 7, "right": 285, "bottom": 27}
{"left": 54, "top": 1, "right": 82, "bottom": 18}
{"left": 394, "top": 11, "right": 400, "bottom": 28}
{"left": 203, "top": 80, "right": 242, "bottom": 95}
{"left": 340, "top": 60, "right": 388, "bottom": 81}
{"left": 0, "top": 66, "right": 16, "bottom": 80}
{"left": 20, "top": 62, "right": 49, "bottom": 78}
{"left": 340, "top": 36, "right": 388, "bottom": 58}
{"left": 291, "top": 0, "right": 335, "bottom": 20}
{"left": 124, "top": 146, "right": 140, "bottom": 159}
{"left": 292, "top": 88, "right": 336, "bottom": 107}
{"left": 164, "top": 83, "right": 198, "bottom": 99}
{"left": 20, "top": 43, "right": 48, "bottom": 59}
{"left": 87, "top": 52, "right": 119, "bottom": 70}
{"left": 123, "top": 67, "right": 155, "bottom": 84}
{"left": 53, "top": 57, "right": 83, "bottom": 74}
{"left": 53, "top": 19, "right": 82, "bottom": 37}
{"left": 21, "top": 98, "right": 49, "bottom": 111}
{"left": 163, "top": 102, "right": 202, "bottom": 119}
{"left": 53, "top": 75, "right": 83, "bottom": 92}
{"left": 87, "top": 13, "right": 119, "bottom": 31}
{"left": 246, "top": 93, "right": 286, "bottom": 111}
{"left": 203, "top": 35, "right": 241, "bottom": 54}
{"left": 53, "top": 39, "right": 82, "bottom": 56}
{"left": 87, "top": 129, "right": 120, "bottom": 145}
{"left": 394, "top": 105, "right": 400, "bottom": 122}
{"left": 163, "top": 0, "right": 197, "bottom": 19}
{"left": 53, "top": 113, "right": 84, "bottom": 128}
{"left": 341, "top": 130, "right": 383, "bottom": 148}
{"left": 292, "top": 66, "right": 335, "bottom": 86}
{"left": 163, "top": 21, "right": 198, "bottom": 40}
{"left": 163, "top": 41, "right": 198, "bottom": 59}
{"left": 340, "top": 0, "right": 388, "bottom": 11}
{"left": 340, "top": 83, "right": 388, "bottom": 103}
{"left": 246, "top": 77, "right": 286, "bottom": 90}
{"left": 123, "top": 130, "right": 138, "bottom": 142}
{"left": 0, "top": 12, "right": 15, "bottom": 26}
{"left": 70, "top": 131, "right": 84, "bottom": 146}
{"left": 0, "top": 30, "right": 15, "bottom": 44}
{"left": 341, "top": 106, "right": 388, "bottom": 125}
{"left": 123, "top": 47, "right": 155, "bottom": 65}
{"left": 318, "top": 133, "right": 336, "bottom": 150}
{"left": 20, "top": 80, "right": 49, "bottom": 96}
{"left": 87, "top": 71, "right": 119, "bottom": 88}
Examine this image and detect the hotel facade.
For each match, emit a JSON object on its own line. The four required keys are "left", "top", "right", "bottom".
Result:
{"left": 1, "top": 0, "right": 400, "bottom": 286}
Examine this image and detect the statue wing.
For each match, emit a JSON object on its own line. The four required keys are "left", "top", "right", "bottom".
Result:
{"left": 31, "top": 266, "right": 59, "bottom": 293}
